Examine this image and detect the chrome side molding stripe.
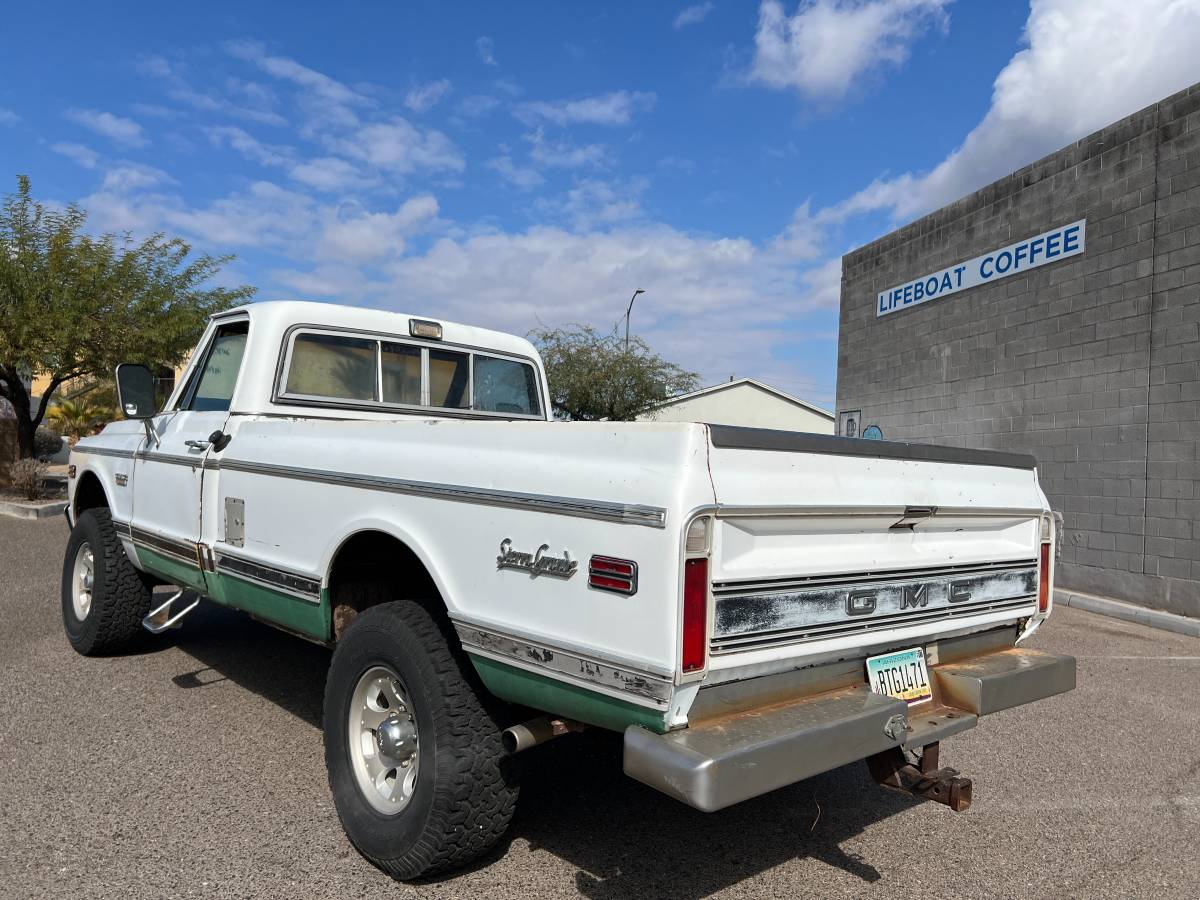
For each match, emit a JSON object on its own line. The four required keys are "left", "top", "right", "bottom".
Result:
{"left": 74, "top": 444, "right": 668, "bottom": 529}
{"left": 127, "top": 524, "right": 202, "bottom": 568}
{"left": 118, "top": 519, "right": 323, "bottom": 603}
{"left": 72, "top": 445, "right": 136, "bottom": 461}
{"left": 454, "top": 621, "right": 674, "bottom": 707}
{"left": 213, "top": 550, "right": 322, "bottom": 604}
{"left": 208, "top": 457, "right": 668, "bottom": 529}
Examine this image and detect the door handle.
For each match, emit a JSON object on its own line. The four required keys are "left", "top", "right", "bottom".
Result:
{"left": 184, "top": 439, "right": 211, "bottom": 452}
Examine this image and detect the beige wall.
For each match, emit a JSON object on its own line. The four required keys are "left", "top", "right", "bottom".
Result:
{"left": 27, "top": 361, "right": 189, "bottom": 410}
{"left": 639, "top": 383, "right": 835, "bottom": 433}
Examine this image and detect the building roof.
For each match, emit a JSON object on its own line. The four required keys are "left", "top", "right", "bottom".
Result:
{"left": 643, "top": 377, "right": 834, "bottom": 420}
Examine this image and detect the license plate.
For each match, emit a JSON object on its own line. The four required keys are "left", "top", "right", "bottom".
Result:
{"left": 866, "top": 646, "right": 932, "bottom": 704}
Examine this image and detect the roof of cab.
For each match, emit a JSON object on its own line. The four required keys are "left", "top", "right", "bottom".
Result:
{"left": 218, "top": 300, "right": 540, "bottom": 361}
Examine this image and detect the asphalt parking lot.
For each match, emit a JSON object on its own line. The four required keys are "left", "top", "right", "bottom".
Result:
{"left": 2, "top": 514, "right": 1198, "bottom": 899}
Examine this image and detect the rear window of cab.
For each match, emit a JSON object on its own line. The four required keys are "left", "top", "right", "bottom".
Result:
{"left": 278, "top": 329, "right": 542, "bottom": 418}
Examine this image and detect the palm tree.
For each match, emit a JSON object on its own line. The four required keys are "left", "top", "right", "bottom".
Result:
{"left": 47, "top": 398, "right": 108, "bottom": 445}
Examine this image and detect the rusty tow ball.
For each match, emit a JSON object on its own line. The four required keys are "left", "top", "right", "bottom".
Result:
{"left": 867, "top": 741, "right": 973, "bottom": 812}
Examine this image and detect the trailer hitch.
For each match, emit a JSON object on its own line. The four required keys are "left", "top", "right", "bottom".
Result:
{"left": 867, "top": 741, "right": 972, "bottom": 812}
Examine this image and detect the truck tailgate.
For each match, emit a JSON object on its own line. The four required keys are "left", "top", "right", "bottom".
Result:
{"left": 702, "top": 426, "right": 1047, "bottom": 676}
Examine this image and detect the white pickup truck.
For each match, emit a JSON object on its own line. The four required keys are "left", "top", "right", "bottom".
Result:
{"left": 62, "top": 301, "right": 1074, "bottom": 880}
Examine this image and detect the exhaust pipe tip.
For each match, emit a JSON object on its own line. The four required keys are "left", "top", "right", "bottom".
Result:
{"left": 502, "top": 717, "right": 583, "bottom": 754}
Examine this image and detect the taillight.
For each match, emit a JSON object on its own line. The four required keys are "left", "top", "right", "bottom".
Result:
{"left": 682, "top": 557, "right": 708, "bottom": 673}
{"left": 1038, "top": 540, "right": 1051, "bottom": 612}
{"left": 589, "top": 556, "right": 638, "bottom": 595}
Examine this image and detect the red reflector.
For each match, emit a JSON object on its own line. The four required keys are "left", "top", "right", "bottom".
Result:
{"left": 1038, "top": 542, "right": 1051, "bottom": 612}
{"left": 589, "top": 556, "right": 638, "bottom": 595}
{"left": 682, "top": 558, "right": 708, "bottom": 673}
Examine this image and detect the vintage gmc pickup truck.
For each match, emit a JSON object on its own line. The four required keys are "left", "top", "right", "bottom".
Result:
{"left": 62, "top": 301, "right": 1075, "bottom": 879}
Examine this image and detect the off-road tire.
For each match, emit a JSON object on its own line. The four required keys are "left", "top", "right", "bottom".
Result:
{"left": 61, "top": 508, "right": 154, "bottom": 655}
{"left": 324, "top": 592, "right": 519, "bottom": 880}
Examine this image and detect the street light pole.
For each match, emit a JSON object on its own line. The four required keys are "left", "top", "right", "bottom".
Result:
{"left": 624, "top": 289, "right": 645, "bottom": 352}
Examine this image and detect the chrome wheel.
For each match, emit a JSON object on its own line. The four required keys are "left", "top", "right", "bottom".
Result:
{"left": 71, "top": 541, "right": 95, "bottom": 621}
{"left": 348, "top": 665, "right": 420, "bottom": 815}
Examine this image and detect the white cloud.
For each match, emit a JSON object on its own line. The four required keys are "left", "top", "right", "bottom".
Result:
{"left": 674, "top": 2, "right": 716, "bottom": 28}
{"left": 272, "top": 263, "right": 376, "bottom": 299}
{"left": 318, "top": 195, "right": 439, "bottom": 263}
{"left": 226, "top": 39, "right": 369, "bottom": 108}
{"left": 767, "top": 200, "right": 826, "bottom": 260}
{"left": 100, "top": 164, "right": 173, "bottom": 193}
{"left": 224, "top": 39, "right": 370, "bottom": 133}
{"left": 65, "top": 108, "right": 147, "bottom": 147}
{"left": 52, "top": 142, "right": 99, "bottom": 169}
{"left": 0, "top": 108, "right": 18, "bottom": 126}
{"left": 165, "top": 181, "right": 317, "bottom": 249}
{"left": 797, "top": 256, "right": 843, "bottom": 310}
{"left": 476, "top": 36, "right": 498, "bottom": 66}
{"left": 329, "top": 118, "right": 465, "bottom": 175}
{"left": 525, "top": 129, "right": 608, "bottom": 168}
{"left": 489, "top": 155, "right": 545, "bottom": 190}
{"left": 289, "top": 156, "right": 374, "bottom": 192}
{"left": 828, "top": 0, "right": 1200, "bottom": 225}
{"left": 750, "top": 0, "right": 950, "bottom": 101}
{"left": 139, "top": 54, "right": 288, "bottom": 127}
{"left": 515, "top": 90, "right": 657, "bottom": 126}
{"left": 205, "top": 125, "right": 293, "bottom": 167}
{"left": 545, "top": 178, "right": 648, "bottom": 230}
{"left": 378, "top": 223, "right": 829, "bottom": 390}
{"left": 405, "top": 79, "right": 452, "bottom": 113}
{"left": 458, "top": 94, "right": 502, "bottom": 118}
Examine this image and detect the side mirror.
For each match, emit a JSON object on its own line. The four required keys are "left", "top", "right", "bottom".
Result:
{"left": 115, "top": 363, "right": 157, "bottom": 419}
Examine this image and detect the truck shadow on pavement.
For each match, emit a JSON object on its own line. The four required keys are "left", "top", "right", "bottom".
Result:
{"left": 167, "top": 599, "right": 916, "bottom": 898}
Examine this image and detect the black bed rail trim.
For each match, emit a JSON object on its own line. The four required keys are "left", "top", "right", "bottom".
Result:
{"left": 707, "top": 425, "right": 1037, "bottom": 471}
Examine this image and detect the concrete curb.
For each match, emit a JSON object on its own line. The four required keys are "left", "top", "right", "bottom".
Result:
{"left": 1056, "top": 589, "right": 1200, "bottom": 638}
{"left": 0, "top": 499, "right": 68, "bottom": 521}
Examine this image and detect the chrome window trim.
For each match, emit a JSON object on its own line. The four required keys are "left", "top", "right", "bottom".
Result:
{"left": 204, "top": 456, "right": 668, "bottom": 529}
{"left": 279, "top": 330, "right": 380, "bottom": 405}
{"left": 174, "top": 315, "right": 251, "bottom": 413}
{"left": 272, "top": 323, "right": 545, "bottom": 420}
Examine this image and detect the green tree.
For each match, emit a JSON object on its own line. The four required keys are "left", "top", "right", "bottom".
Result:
{"left": 0, "top": 176, "right": 255, "bottom": 458}
{"left": 530, "top": 323, "right": 699, "bottom": 421}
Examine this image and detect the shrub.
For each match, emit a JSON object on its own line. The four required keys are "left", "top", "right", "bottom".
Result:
{"left": 10, "top": 458, "right": 47, "bottom": 501}
{"left": 33, "top": 427, "right": 63, "bottom": 460}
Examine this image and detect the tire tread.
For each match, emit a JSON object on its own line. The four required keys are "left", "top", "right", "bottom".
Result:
{"left": 325, "top": 592, "right": 518, "bottom": 879}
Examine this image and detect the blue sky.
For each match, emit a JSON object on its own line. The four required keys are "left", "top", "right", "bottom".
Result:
{"left": 3, "top": 1, "right": 1199, "bottom": 407}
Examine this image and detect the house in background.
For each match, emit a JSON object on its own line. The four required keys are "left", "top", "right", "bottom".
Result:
{"left": 637, "top": 378, "right": 834, "bottom": 433}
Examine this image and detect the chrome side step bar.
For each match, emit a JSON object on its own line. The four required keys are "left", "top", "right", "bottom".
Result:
{"left": 142, "top": 589, "right": 199, "bottom": 633}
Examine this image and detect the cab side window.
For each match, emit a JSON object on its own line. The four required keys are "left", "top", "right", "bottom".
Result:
{"left": 180, "top": 321, "right": 249, "bottom": 412}
{"left": 284, "top": 333, "right": 377, "bottom": 402}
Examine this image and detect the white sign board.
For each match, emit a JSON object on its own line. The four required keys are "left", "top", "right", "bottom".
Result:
{"left": 876, "top": 219, "right": 1086, "bottom": 318}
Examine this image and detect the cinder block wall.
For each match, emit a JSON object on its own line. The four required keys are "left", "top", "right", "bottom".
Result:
{"left": 837, "top": 83, "right": 1200, "bottom": 618}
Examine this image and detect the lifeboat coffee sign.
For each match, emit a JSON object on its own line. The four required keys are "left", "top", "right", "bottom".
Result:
{"left": 876, "top": 220, "right": 1085, "bottom": 317}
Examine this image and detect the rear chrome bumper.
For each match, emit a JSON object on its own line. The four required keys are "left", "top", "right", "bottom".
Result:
{"left": 623, "top": 647, "right": 1075, "bottom": 812}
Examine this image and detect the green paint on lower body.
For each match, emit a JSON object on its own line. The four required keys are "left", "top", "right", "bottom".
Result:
{"left": 135, "top": 546, "right": 330, "bottom": 642}
{"left": 206, "top": 573, "right": 331, "bottom": 642}
{"left": 468, "top": 654, "right": 670, "bottom": 734}
{"left": 134, "top": 546, "right": 208, "bottom": 592}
